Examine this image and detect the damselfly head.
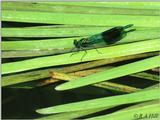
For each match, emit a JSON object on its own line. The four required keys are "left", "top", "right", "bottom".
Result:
{"left": 73, "top": 39, "right": 79, "bottom": 47}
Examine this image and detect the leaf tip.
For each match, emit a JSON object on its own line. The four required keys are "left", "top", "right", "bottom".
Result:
{"left": 55, "top": 84, "right": 68, "bottom": 91}
{"left": 55, "top": 82, "right": 77, "bottom": 91}
{"left": 36, "top": 107, "right": 57, "bottom": 115}
{"left": 36, "top": 109, "right": 46, "bottom": 115}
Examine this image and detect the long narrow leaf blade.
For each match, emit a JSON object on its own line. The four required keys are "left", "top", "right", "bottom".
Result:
{"left": 55, "top": 56, "right": 160, "bottom": 91}
{"left": 2, "top": 52, "right": 157, "bottom": 87}
{"left": 36, "top": 88, "right": 159, "bottom": 114}
{"left": 2, "top": 29, "right": 160, "bottom": 50}
{"left": 37, "top": 2, "right": 160, "bottom": 10}
{"left": 2, "top": 39, "right": 160, "bottom": 75}
{"left": 2, "top": 2, "right": 160, "bottom": 16}
{"left": 2, "top": 27, "right": 108, "bottom": 37}
{"left": 36, "top": 107, "right": 109, "bottom": 120}
{"left": 2, "top": 10, "right": 160, "bottom": 27}
{"left": 87, "top": 103, "right": 160, "bottom": 120}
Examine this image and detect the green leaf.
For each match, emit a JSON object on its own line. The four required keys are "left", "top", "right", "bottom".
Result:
{"left": 2, "top": 28, "right": 160, "bottom": 50}
{"left": 36, "top": 2, "right": 160, "bottom": 10}
{"left": 2, "top": 52, "right": 156, "bottom": 87}
{"left": 131, "top": 72, "right": 159, "bottom": 81}
{"left": 36, "top": 107, "right": 108, "bottom": 120}
{"left": 2, "top": 50, "right": 64, "bottom": 58}
{"left": 87, "top": 103, "right": 160, "bottom": 120}
{"left": 2, "top": 37, "right": 76, "bottom": 50}
{"left": 2, "top": 26, "right": 108, "bottom": 37}
{"left": 2, "top": 2, "right": 160, "bottom": 16}
{"left": 55, "top": 56, "right": 160, "bottom": 91}
{"left": 2, "top": 39, "right": 160, "bottom": 75}
{"left": 121, "top": 100, "right": 159, "bottom": 111}
{"left": 36, "top": 88, "right": 159, "bottom": 114}
{"left": 2, "top": 10, "right": 160, "bottom": 27}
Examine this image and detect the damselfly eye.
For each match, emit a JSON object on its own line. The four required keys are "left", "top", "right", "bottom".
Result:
{"left": 74, "top": 40, "right": 78, "bottom": 45}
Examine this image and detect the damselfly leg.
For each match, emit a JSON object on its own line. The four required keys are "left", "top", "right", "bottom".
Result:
{"left": 92, "top": 45, "right": 102, "bottom": 54}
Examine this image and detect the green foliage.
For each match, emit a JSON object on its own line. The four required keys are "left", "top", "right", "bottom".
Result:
{"left": 55, "top": 56, "right": 160, "bottom": 90}
{"left": 2, "top": 39, "right": 159, "bottom": 75}
{"left": 2, "top": 2, "right": 160, "bottom": 119}
{"left": 87, "top": 103, "right": 160, "bottom": 120}
{"left": 36, "top": 88, "right": 159, "bottom": 114}
{"left": 2, "top": 10, "right": 160, "bottom": 27}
